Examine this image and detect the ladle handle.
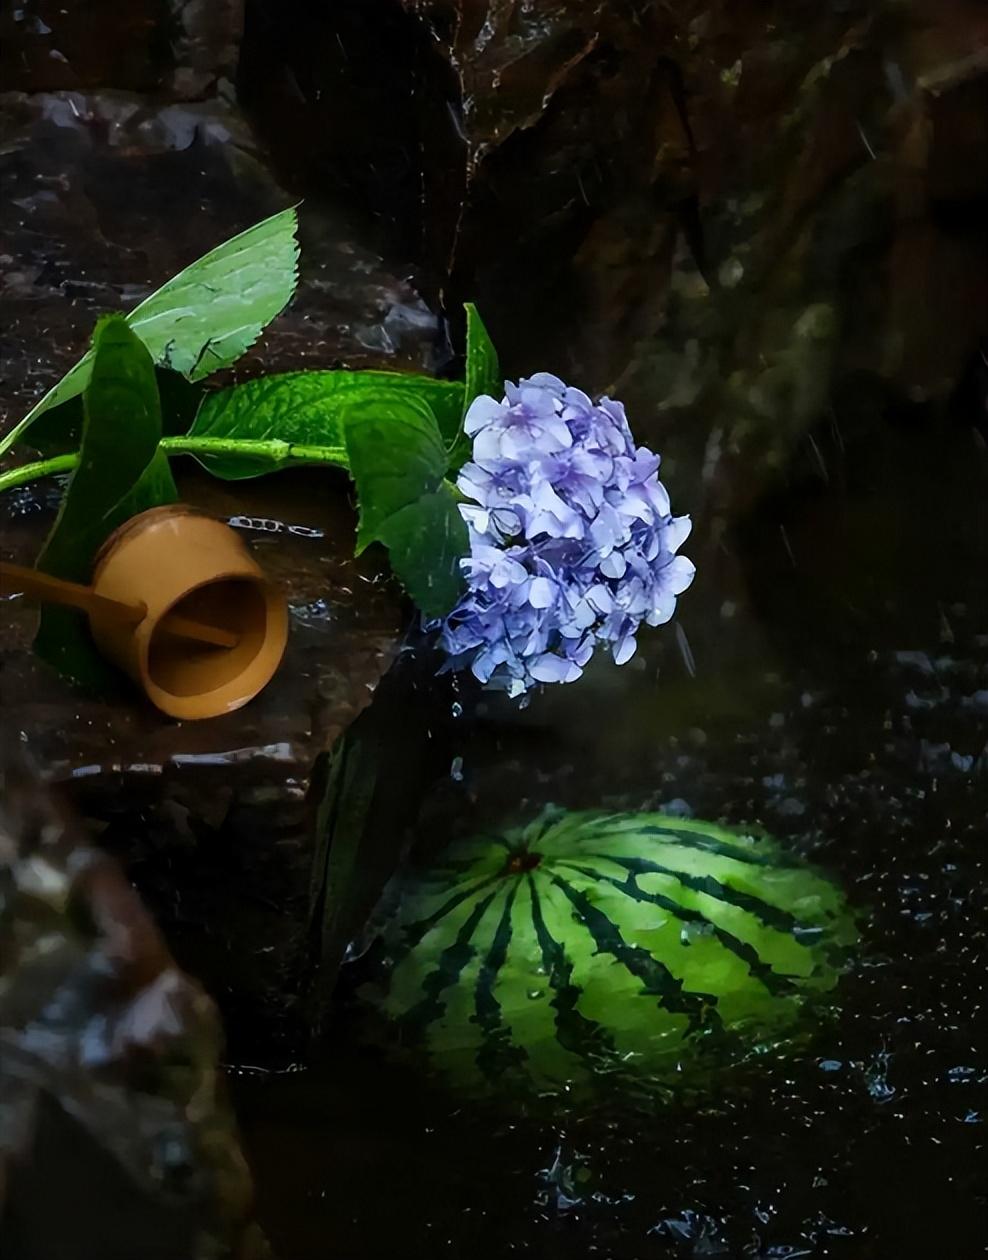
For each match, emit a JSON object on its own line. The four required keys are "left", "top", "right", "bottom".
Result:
{"left": 0, "top": 562, "right": 239, "bottom": 649}
{"left": 0, "top": 562, "right": 146, "bottom": 623}
{"left": 152, "top": 612, "right": 240, "bottom": 649}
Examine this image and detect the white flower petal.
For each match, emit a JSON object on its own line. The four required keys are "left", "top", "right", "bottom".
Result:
{"left": 662, "top": 555, "right": 696, "bottom": 595}
{"left": 646, "top": 592, "right": 678, "bottom": 626}
{"left": 530, "top": 653, "right": 582, "bottom": 684}
{"left": 464, "top": 394, "right": 505, "bottom": 435}
{"left": 586, "top": 584, "right": 614, "bottom": 614}
{"left": 529, "top": 577, "right": 555, "bottom": 608}
{"left": 613, "top": 633, "right": 638, "bottom": 666}
{"left": 600, "top": 551, "right": 627, "bottom": 579}
{"left": 664, "top": 514, "right": 692, "bottom": 554}
{"left": 472, "top": 426, "right": 505, "bottom": 465}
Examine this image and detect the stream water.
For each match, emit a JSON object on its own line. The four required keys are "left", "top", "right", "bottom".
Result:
{"left": 230, "top": 419, "right": 987, "bottom": 1259}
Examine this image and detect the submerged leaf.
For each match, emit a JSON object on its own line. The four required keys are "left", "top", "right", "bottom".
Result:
{"left": 34, "top": 316, "right": 178, "bottom": 685}
{"left": 2, "top": 206, "right": 301, "bottom": 454}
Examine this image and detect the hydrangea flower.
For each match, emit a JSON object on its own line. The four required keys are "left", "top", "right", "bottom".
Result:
{"left": 434, "top": 373, "right": 695, "bottom": 695}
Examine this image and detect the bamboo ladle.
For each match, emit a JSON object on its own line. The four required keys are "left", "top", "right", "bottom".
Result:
{"left": 2, "top": 504, "right": 289, "bottom": 719}
{"left": 0, "top": 561, "right": 240, "bottom": 648}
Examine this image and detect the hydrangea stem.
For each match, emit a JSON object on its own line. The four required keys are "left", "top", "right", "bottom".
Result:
{"left": 0, "top": 437, "right": 350, "bottom": 496}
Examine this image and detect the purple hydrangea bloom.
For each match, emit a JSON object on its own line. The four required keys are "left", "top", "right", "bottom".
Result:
{"left": 434, "top": 374, "right": 695, "bottom": 695}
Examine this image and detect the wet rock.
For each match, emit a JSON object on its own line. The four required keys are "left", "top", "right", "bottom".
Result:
{"left": 0, "top": 466, "right": 405, "bottom": 1061}
{"left": 0, "top": 84, "right": 445, "bottom": 433}
{"left": 242, "top": 0, "right": 698, "bottom": 382}
{"left": 243, "top": 0, "right": 986, "bottom": 522}
{"left": 0, "top": 0, "right": 448, "bottom": 438}
{"left": 0, "top": 1, "right": 181, "bottom": 95}
{"left": 168, "top": 0, "right": 245, "bottom": 99}
{"left": 0, "top": 2, "right": 455, "bottom": 1063}
{"left": 0, "top": 0, "right": 243, "bottom": 100}
{"left": 0, "top": 760, "right": 267, "bottom": 1260}
{"left": 411, "top": 0, "right": 700, "bottom": 386}
{"left": 613, "top": 1, "right": 986, "bottom": 517}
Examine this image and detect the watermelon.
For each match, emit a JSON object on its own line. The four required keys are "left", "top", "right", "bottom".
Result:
{"left": 361, "top": 809, "right": 858, "bottom": 1092}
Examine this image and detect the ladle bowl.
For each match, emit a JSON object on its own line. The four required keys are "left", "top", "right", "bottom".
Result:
{"left": 90, "top": 504, "right": 289, "bottom": 720}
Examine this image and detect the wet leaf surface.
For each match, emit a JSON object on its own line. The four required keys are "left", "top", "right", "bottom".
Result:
{"left": 372, "top": 486, "right": 468, "bottom": 618}
{"left": 34, "top": 318, "right": 178, "bottom": 685}
{"left": 1, "top": 207, "right": 302, "bottom": 453}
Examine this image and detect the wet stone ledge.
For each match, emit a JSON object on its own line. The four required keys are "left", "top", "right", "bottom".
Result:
{"left": 0, "top": 467, "right": 408, "bottom": 1063}
{"left": 0, "top": 1, "right": 453, "bottom": 1063}
{"left": 0, "top": 762, "right": 270, "bottom": 1260}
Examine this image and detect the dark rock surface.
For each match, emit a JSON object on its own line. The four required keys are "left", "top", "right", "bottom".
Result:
{"left": 0, "top": 0, "right": 243, "bottom": 99}
{"left": 0, "top": 0, "right": 449, "bottom": 438}
{"left": 0, "top": 761, "right": 268, "bottom": 1260}
{"left": 1, "top": 465, "right": 404, "bottom": 1061}
{"left": 243, "top": 0, "right": 987, "bottom": 519}
{"left": 0, "top": 85, "right": 447, "bottom": 432}
{"left": 0, "top": 0, "right": 453, "bottom": 1063}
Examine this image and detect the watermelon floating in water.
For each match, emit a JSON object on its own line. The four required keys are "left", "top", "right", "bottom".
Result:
{"left": 361, "top": 810, "right": 858, "bottom": 1092}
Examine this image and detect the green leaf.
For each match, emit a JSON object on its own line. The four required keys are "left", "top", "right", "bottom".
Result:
{"left": 379, "top": 371, "right": 467, "bottom": 445}
{"left": 309, "top": 728, "right": 382, "bottom": 1014}
{"left": 132, "top": 205, "right": 299, "bottom": 382}
{"left": 1, "top": 206, "right": 301, "bottom": 455}
{"left": 343, "top": 392, "right": 449, "bottom": 553}
{"left": 187, "top": 370, "right": 462, "bottom": 479}
{"left": 342, "top": 392, "right": 466, "bottom": 616}
{"left": 373, "top": 486, "right": 467, "bottom": 618}
{"left": 447, "top": 303, "right": 502, "bottom": 469}
{"left": 157, "top": 368, "right": 208, "bottom": 436}
{"left": 15, "top": 396, "right": 84, "bottom": 460}
{"left": 464, "top": 302, "right": 502, "bottom": 403}
{"left": 22, "top": 368, "right": 204, "bottom": 458}
{"left": 34, "top": 316, "right": 178, "bottom": 686}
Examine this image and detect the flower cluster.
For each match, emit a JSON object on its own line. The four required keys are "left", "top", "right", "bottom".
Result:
{"left": 436, "top": 373, "right": 695, "bottom": 695}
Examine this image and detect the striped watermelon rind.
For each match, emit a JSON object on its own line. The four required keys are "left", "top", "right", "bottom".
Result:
{"left": 360, "top": 809, "right": 858, "bottom": 1093}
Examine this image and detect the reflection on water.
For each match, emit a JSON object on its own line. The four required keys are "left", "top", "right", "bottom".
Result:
{"left": 232, "top": 447, "right": 986, "bottom": 1257}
